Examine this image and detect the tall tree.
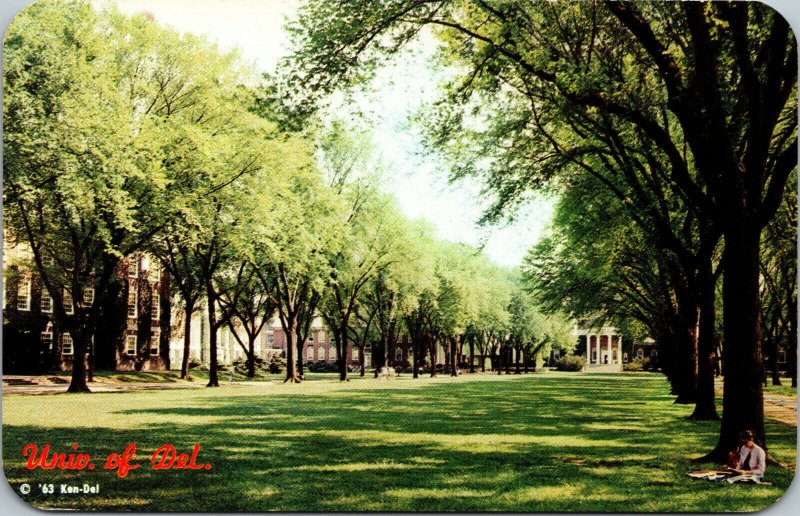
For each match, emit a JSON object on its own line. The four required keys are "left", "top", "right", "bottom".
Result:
{"left": 287, "top": 0, "right": 796, "bottom": 456}
{"left": 4, "top": 1, "right": 250, "bottom": 391}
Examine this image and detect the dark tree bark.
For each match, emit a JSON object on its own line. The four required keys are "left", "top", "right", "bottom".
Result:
{"left": 284, "top": 318, "right": 301, "bottom": 383}
{"left": 672, "top": 283, "right": 699, "bottom": 404}
{"left": 205, "top": 282, "right": 222, "bottom": 388}
{"left": 66, "top": 331, "right": 90, "bottom": 393}
{"left": 429, "top": 337, "right": 438, "bottom": 378}
{"left": 690, "top": 262, "right": 720, "bottom": 420}
{"left": 707, "top": 221, "right": 765, "bottom": 460}
{"left": 469, "top": 336, "right": 475, "bottom": 373}
{"left": 181, "top": 301, "right": 195, "bottom": 379}
{"left": 247, "top": 335, "right": 256, "bottom": 378}
{"left": 296, "top": 338, "right": 305, "bottom": 379}
{"left": 450, "top": 336, "right": 458, "bottom": 377}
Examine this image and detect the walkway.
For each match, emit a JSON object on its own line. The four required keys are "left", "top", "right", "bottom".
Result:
{"left": 714, "top": 380, "right": 797, "bottom": 427}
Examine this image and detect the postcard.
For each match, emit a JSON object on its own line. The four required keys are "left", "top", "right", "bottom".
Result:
{"left": 2, "top": 0, "right": 797, "bottom": 512}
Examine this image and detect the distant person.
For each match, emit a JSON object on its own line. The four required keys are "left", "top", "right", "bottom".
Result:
{"left": 728, "top": 430, "right": 766, "bottom": 480}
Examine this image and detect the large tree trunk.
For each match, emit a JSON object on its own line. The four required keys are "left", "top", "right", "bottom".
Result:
{"left": 706, "top": 221, "right": 765, "bottom": 461}
{"left": 285, "top": 318, "right": 301, "bottom": 383}
{"left": 206, "top": 292, "right": 219, "bottom": 388}
{"left": 469, "top": 338, "right": 475, "bottom": 373}
{"left": 248, "top": 335, "right": 256, "bottom": 378}
{"left": 691, "top": 263, "right": 719, "bottom": 420}
{"left": 181, "top": 301, "right": 194, "bottom": 379}
{"left": 296, "top": 339, "right": 305, "bottom": 379}
{"left": 337, "top": 322, "right": 349, "bottom": 381}
{"left": 429, "top": 339, "right": 437, "bottom": 378}
{"left": 374, "top": 341, "right": 383, "bottom": 378}
{"left": 359, "top": 346, "right": 365, "bottom": 376}
{"left": 670, "top": 283, "right": 699, "bottom": 404}
{"left": 514, "top": 344, "right": 522, "bottom": 374}
{"left": 67, "top": 330, "right": 90, "bottom": 393}
{"left": 412, "top": 336, "right": 420, "bottom": 378}
{"left": 450, "top": 337, "right": 458, "bottom": 377}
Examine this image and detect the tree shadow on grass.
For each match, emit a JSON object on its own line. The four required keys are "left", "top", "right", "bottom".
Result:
{"left": 3, "top": 375, "right": 795, "bottom": 511}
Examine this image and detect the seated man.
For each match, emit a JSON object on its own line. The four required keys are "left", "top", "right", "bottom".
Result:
{"left": 728, "top": 430, "right": 767, "bottom": 481}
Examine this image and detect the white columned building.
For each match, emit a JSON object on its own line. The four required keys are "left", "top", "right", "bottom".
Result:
{"left": 571, "top": 322, "right": 623, "bottom": 372}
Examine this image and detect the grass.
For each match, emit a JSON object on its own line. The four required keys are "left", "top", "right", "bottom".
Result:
{"left": 763, "top": 379, "right": 797, "bottom": 398}
{"left": 52, "top": 368, "right": 279, "bottom": 384}
{"left": 46, "top": 369, "right": 376, "bottom": 384}
{"left": 2, "top": 372, "right": 796, "bottom": 511}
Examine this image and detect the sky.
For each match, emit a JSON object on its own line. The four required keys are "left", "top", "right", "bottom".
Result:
{"left": 97, "top": 0, "right": 555, "bottom": 267}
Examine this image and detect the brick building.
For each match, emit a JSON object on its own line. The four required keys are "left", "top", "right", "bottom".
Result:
{"left": 2, "top": 242, "right": 170, "bottom": 373}
{"left": 167, "top": 313, "right": 417, "bottom": 371}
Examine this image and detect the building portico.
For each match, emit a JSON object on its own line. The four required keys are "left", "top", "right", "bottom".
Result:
{"left": 573, "top": 323, "right": 623, "bottom": 372}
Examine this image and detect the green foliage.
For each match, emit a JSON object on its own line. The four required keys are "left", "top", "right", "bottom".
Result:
{"left": 624, "top": 356, "right": 653, "bottom": 372}
{"left": 554, "top": 355, "right": 586, "bottom": 372}
{"left": 267, "top": 354, "right": 287, "bottom": 375}
{"left": 232, "top": 356, "right": 269, "bottom": 375}
{"left": 306, "top": 360, "right": 339, "bottom": 373}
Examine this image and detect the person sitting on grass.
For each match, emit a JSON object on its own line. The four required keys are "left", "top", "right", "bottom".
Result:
{"left": 727, "top": 430, "right": 766, "bottom": 480}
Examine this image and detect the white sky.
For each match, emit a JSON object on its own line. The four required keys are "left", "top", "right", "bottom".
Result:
{"left": 96, "top": 0, "right": 555, "bottom": 267}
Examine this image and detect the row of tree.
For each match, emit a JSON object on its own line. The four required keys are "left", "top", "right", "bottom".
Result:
{"left": 3, "top": 1, "right": 572, "bottom": 394}
{"left": 284, "top": 0, "right": 797, "bottom": 460}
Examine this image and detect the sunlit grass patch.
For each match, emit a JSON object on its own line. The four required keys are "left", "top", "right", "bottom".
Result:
{"left": 2, "top": 372, "right": 795, "bottom": 511}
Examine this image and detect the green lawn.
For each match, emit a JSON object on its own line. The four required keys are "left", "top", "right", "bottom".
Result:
{"left": 48, "top": 369, "right": 374, "bottom": 384}
{"left": 2, "top": 372, "right": 796, "bottom": 511}
{"left": 763, "top": 379, "right": 797, "bottom": 398}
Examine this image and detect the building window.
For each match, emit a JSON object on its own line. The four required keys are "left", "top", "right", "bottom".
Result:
{"left": 41, "top": 290, "right": 53, "bottom": 313}
{"left": 64, "top": 289, "right": 74, "bottom": 314}
{"left": 83, "top": 287, "right": 95, "bottom": 305}
{"left": 62, "top": 333, "right": 73, "bottom": 355}
{"left": 268, "top": 334, "right": 274, "bottom": 346}
{"left": 127, "top": 289, "right": 137, "bottom": 318}
{"left": 16, "top": 279, "right": 31, "bottom": 310}
{"left": 151, "top": 292, "right": 160, "bottom": 320}
{"left": 128, "top": 258, "right": 139, "bottom": 278}
{"left": 150, "top": 331, "right": 160, "bottom": 356}
{"left": 41, "top": 331, "right": 53, "bottom": 350}
{"left": 151, "top": 259, "right": 161, "bottom": 279}
{"left": 125, "top": 335, "right": 137, "bottom": 357}
{"left": 308, "top": 332, "right": 314, "bottom": 342}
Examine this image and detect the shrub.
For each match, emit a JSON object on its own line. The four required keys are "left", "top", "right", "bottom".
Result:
{"left": 267, "top": 354, "right": 286, "bottom": 374}
{"left": 624, "top": 356, "right": 652, "bottom": 372}
{"left": 554, "top": 355, "right": 586, "bottom": 371}
{"left": 188, "top": 358, "right": 202, "bottom": 369}
{"left": 232, "top": 356, "right": 269, "bottom": 375}
{"left": 307, "top": 360, "right": 338, "bottom": 373}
